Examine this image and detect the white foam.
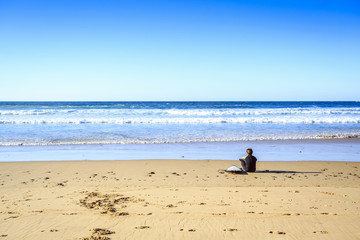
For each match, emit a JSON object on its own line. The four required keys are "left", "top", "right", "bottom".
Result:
{"left": 1, "top": 107, "right": 360, "bottom": 116}
{"left": 1, "top": 115, "right": 359, "bottom": 125}
{"left": 1, "top": 105, "right": 359, "bottom": 147}
{"left": 1, "top": 133, "right": 359, "bottom": 146}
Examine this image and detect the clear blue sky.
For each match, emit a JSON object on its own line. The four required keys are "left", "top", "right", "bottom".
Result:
{"left": 0, "top": 0, "right": 359, "bottom": 101}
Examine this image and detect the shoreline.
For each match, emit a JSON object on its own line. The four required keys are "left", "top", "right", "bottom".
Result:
{"left": 1, "top": 136, "right": 360, "bottom": 146}
{"left": 1, "top": 138, "right": 360, "bottom": 162}
{"left": 0, "top": 160, "right": 359, "bottom": 239}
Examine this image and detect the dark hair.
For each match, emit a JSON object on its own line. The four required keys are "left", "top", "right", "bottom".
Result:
{"left": 246, "top": 148, "right": 253, "bottom": 155}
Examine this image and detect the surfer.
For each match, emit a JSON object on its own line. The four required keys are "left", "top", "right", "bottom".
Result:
{"left": 239, "top": 148, "right": 257, "bottom": 172}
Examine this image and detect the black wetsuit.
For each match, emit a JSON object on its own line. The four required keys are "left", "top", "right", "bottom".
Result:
{"left": 240, "top": 155, "right": 257, "bottom": 172}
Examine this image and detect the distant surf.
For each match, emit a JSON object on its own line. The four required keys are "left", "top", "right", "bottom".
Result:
{"left": 0, "top": 101, "right": 359, "bottom": 146}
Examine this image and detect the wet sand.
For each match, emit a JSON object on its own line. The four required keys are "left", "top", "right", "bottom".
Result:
{"left": 0, "top": 160, "right": 359, "bottom": 239}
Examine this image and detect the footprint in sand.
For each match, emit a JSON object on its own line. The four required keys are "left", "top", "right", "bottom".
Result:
{"left": 180, "top": 229, "right": 196, "bottom": 232}
{"left": 212, "top": 213, "right": 226, "bottom": 215}
{"left": 135, "top": 226, "right": 150, "bottom": 229}
{"left": 269, "top": 231, "right": 286, "bottom": 235}
{"left": 33, "top": 210, "right": 44, "bottom": 213}
{"left": 283, "top": 213, "right": 301, "bottom": 216}
{"left": 313, "top": 231, "right": 329, "bottom": 234}
{"left": 4, "top": 216, "right": 19, "bottom": 220}
{"left": 62, "top": 212, "right": 77, "bottom": 215}
{"left": 166, "top": 204, "right": 177, "bottom": 208}
{"left": 82, "top": 228, "right": 115, "bottom": 240}
{"left": 79, "top": 192, "right": 135, "bottom": 216}
{"left": 116, "top": 212, "right": 129, "bottom": 216}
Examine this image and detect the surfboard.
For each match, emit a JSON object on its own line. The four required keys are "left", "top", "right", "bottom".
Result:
{"left": 226, "top": 165, "right": 243, "bottom": 172}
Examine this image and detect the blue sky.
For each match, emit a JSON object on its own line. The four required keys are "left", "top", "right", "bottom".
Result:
{"left": 0, "top": 0, "right": 359, "bottom": 101}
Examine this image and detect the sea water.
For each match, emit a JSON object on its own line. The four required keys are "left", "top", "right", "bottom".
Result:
{"left": 0, "top": 101, "right": 359, "bottom": 161}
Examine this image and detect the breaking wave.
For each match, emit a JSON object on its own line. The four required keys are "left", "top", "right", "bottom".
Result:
{"left": 1, "top": 116, "right": 360, "bottom": 125}
{"left": 1, "top": 133, "right": 359, "bottom": 146}
{"left": 1, "top": 102, "right": 359, "bottom": 147}
{"left": 1, "top": 107, "right": 360, "bottom": 116}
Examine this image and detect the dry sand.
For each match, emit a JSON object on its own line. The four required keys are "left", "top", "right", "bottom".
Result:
{"left": 0, "top": 160, "right": 359, "bottom": 239}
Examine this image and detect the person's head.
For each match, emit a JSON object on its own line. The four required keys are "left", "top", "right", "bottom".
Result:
{"left": 246, "top": 148, "right": 253, "bottom": 155}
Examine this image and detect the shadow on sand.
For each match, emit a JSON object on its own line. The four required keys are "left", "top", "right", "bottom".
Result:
{"left": 256, "top": 170, "right": 322, "bottom": 174}
{"left": 220, "top": 169, "right": 321, "bottom": 174}
{"left": 228, "top": 172, "right": 248, "bottom": 175}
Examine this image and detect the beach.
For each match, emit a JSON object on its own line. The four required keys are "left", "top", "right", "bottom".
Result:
{"left": 1, "top": 101, "right": 359, "bottom": 239}
{"left": 1, "top": 160, "right": 359, "bottom": 239}
{"left": 2, "top": 0, "right": 360, "bottom": 237}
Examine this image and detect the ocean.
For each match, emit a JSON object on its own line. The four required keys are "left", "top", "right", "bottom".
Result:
{"left": 0, "top": 101, "right": 359, "bottom": 161}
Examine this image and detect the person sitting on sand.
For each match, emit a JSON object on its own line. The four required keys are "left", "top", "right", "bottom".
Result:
{"left": 239, "top": 148, "right": 257, "bottom": 172}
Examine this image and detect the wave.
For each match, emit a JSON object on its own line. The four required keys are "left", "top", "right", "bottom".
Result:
{"left": 1, "top": 134, "right": 359, "bottom": 146}
{"left": 1, "top": 107, "right": 360, "bottom": 116}
{"left": 1, "top": 116, "right": 360, "bottom": 124}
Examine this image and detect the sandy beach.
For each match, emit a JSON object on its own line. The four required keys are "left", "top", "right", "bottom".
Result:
{"left": 0, "top": 160, "right": 359, "bottom": 239}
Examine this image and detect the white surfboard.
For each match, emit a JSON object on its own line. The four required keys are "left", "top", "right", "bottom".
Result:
{"left": 226, "top": 165, "right": 243, "bottom": 172}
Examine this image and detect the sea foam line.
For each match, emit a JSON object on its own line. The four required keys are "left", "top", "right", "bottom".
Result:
{"left": 0, "top": 133, "right": 359, "bottom": 146}
{"left": 1, "top": 107, "right": 360, "bottom": 116}
{"left": 1, "top": 117, "right": 360, "bottom": 124}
